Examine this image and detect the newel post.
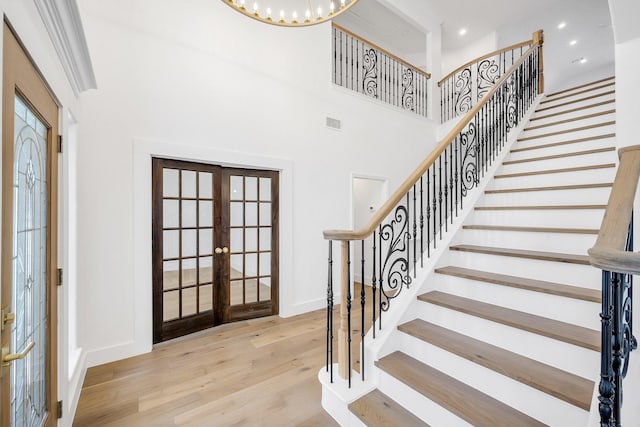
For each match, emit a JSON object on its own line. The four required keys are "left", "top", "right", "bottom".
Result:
{"left": 533, "top": 29, "right": 544, "bottom": 94}
{"left": 338, "top": 240, "right": 350, "bottom": 380}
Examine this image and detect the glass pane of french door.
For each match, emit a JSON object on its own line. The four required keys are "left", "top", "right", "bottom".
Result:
{"left": 11, "top": 95, "right": 47, "bottom": 426}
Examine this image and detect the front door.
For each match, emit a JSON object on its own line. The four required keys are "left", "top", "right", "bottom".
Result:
{"left": 0, "top": 24, "right": 59, "bottom": 426}
{"left": 152, "top": 159, "right": 279, "bottom": 343}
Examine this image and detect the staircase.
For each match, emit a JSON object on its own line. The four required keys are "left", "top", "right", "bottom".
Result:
{"left": 347, "top": 77, "right": 616, "bottom": 426}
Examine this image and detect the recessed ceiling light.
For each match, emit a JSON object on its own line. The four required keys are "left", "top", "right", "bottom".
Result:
{"left": 558, "top": 21, "right": 566, "bottom": 29}
{"left": 569, "top": 40, "right": 577, "bottom": 46}
{"left": 459, "top": 28, "right": 467, "bottom": 36}
{"left": 580, "top": 57, "right": 588, "bottom": 64}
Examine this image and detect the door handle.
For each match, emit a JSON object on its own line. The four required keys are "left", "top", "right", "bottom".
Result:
{"left": 215, "top": 247, "right": 230, "bottom": 254}
{"left": 2, "top": 341, "right": 35, "bottom": 367}
{"left": 215, "top": 247, "right": 222, "bottom": 254}
{"left": 1, "top": 307, "right": 14, "bottom": 330}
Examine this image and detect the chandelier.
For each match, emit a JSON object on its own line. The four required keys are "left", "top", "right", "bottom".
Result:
{"left": 221, "top": 0, "right": 359, "bottom": 27}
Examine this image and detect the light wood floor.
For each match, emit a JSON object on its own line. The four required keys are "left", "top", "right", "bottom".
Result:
{"left": 73, "top": 284, "right": 374, "bottom": 426}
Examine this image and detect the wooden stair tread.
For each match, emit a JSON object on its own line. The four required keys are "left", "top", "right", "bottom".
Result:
{"left": 475, "top": 204, "right": 606, "bottom": 210}
{"left": 434, "top": 266, "right": 601, "bottom": 302}
{"left": 536, "top": 91, "right": 615, "bottom": 113}
{"left": 503, "top": 147, "right": 615, "bottom": 165}
{"left": 485, "top": 182, "right": 612, "bottom": 194}
{"left": 376, "top": 352, "right": 547, "bottom": 427}
{"left": 398, "top": 319, "right": 594, "bottom": 410}
{"left": 495, "top": 163, "right": 615, "bottom": 179}
{"left": 462, "top": 225, "right": 598, "bottom": 234}
{"left": 449, "top": 244, "right": 591, "bottom": 265}
{"left": 524, "top": 110, "right": 615, "bottom": 131}
{"left": 530, "top": 100, "right": 615, "bottom": 122}
{"left": 511, "top": 133, "right": 616, "bottom": 153}
{"left": 540, "top": 82, "right": 615, "bottom": 104}
{"left": 418, "top": 291, "right": 599, "bottom": 351}
{"left": 546, "top": 76, "right": 614, "bottom": 97}
{"left": 518, "top": 121, "right": 616, "bottom": 142}
{"left": 349, "top": 389, "right": 429, "bottom": 427}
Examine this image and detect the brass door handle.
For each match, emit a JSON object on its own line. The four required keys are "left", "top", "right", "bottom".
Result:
{"left": 215, "top": 247, "right": 222, "bottom": 254}
{"left": 2, "top": 341, "right": 35, "bottom": 367}
{"left": 215, "top": 247, "right": 229, "bottom": 254}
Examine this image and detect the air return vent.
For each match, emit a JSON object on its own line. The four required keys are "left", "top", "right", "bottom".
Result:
{"left": 326, "top": 116, "right": 342, "bottom": 130}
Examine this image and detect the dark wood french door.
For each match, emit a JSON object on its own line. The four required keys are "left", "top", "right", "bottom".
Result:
{"left": 152, "top": 158, "right": 279, "bottom": 343}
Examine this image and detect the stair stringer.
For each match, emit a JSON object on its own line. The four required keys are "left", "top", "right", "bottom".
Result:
{"left": 319, "top": 94, "right": 544, "bottom": 426}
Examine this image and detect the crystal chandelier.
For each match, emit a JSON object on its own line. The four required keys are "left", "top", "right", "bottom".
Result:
{"left": 221, "top": 0, "right": 359, "bottom": 27}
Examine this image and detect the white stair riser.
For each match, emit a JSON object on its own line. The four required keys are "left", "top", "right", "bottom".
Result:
{"left": 469, "top": 209, "right": 604, "bottom": 228}
{"left": 521, "top": 112, "right": 616, "bottom": 138}
{"left": 377, "top": 369, "right": 472, "bottom": 427}
{"left": 535, "top": 93, "right": 616, "bottom": 115}
{"left": 482, "top": 187, "right": 612, "bottom": 206}
{"left": 540, "top": 87, "right": 615, "bottom": 109}
{"left": 452, "top": 229, "right": 597, "bottom": 254}
{"left": 529, "top": 102, "right": 616, "bottom": 126}
{"left": 440, "top": 250, "right": 600, "bottom": 288}
{"left": 395, "top": 332, "right": 589, "bottom": 426}
{"left": 498, "top": 152, "right": 617, "bottom": 175}
{"left": 507, "top": 136, "right": 617, "bottom": 162}
{"left": 432, "top": 274, "right": 600, "bottom": 329}
{"left": 489, "top": 168, "right": 616, "bottom": 189}
{"left": 516, "top": 124, "right": 617, "bottom": 147}
{"left": 410, "top": 301, "right": 600, "bottom": 378}
{"left": 546, "top": 80, "right": 614, "bottom": 97}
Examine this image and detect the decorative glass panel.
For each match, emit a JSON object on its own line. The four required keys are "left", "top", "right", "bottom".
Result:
{"left": 163, "top": 260, "right": 179, "bottom": 291}
{"left": 259, "top": 203, "right": 271, "bottom": 226}
{"left": 182, "top": 258, "right": 197, "bottom": 287}
{"left": 182, "top": 200, "right": 197, "bottom": 228}
{"left": 199, "top": 284, "right": 213, "bottom": 312}
{"left": 245, "top": 253, "right": 257, "bottom": 278}
{"left": 163, "top": 200, "right": 179, "bottom": 228}
{"left": 199, "top": 257, "right": 213, "bottom": 283}
{"left": 182, "top": 230, "right": 197, "bottom": 257}
{"left": 230, "top": 281, "right": 243, "bottom": 306}
{"left": 259, "top": 252, "right": 271, "bottom": 276}
{"left": 181, "top": 170, "right": 196, "bottom": 198}
{"left": 230, "top": 228, "right": 243, "bottom": 253}
{"left": 230, "top": 202, "right": 243, "bottom": 227}
{"left": 231, "top": 254, "right": 243, "bottom": 278}
{"left": 259, "top": 278, "right": 271, "bottom": 301}
{"left": 163, "top": 230, "right": 179, "bottom": 259}
{"left": 11, "top": 95, "right": 47, "bottom": 427}
{"left": 245, "top": 279, "right": 257, "bottom": 304}
{"left": 163, "top": 169, "right": 179, "bottom": 197}
{"left": 198, "top": 228, "right": 212, "bottom": 256}
{"left": 245, "top": 228, "right": 258, "bottom": 252}
{"left": 182, "top": 287, "right": 197, "bottom": 317}
{"left": 245, "top": 177, "right": 257, "bottom": 200}
{"left": 245, "top": 203, "right": 257, "bottom": 226}
{"left": 259, "top": 177, "right": 271, "bottom": 201}
{"left": 163, "top": 291, "right": 179, "bottom": 321}
{"left": 259, "top": 228, "right": 271, "bottom": 251}
{"left": 199, "top": 201, "right": 213, "bottom": 227}
{"left": 198, "top": 172, "right": 212, "bottom": 199}
{"left": 230, "top": 176, "right": 243, "bottom": 200}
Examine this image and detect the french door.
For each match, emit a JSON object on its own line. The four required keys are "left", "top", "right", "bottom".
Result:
{"left": 1, "top": 23, "right": 59, "bottom": 426}
{"left": 152, "top": 158, "right": 279, "bottom": 343}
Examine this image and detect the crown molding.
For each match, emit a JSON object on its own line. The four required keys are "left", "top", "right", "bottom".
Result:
{"left": 33, "top": 0, "right": 97, "bottom": 96}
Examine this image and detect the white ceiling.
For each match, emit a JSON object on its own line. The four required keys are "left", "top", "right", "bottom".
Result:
{"left": 336, "top": 0, "right": 615, "bottom": 90}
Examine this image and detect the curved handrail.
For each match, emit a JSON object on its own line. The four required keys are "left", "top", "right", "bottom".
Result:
{"left": 589, "top": 145, "right": 640, "bottom": 274}
{"left": 324, "top": 42, "right": 538, "bottom": 241}
{"left": 331, "top": 23, "right": 432, "bottom": 80}
{"left": 438, "top": 39, "right": 532, "bottom": 87}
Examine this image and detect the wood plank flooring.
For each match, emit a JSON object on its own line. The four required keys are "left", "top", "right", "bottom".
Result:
{"left": 72, "top": 295, "right": 374, "bottom": 426}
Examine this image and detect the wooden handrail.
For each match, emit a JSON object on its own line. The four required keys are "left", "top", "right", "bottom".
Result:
{"left": 331, "top": 23, "right": 432, "bottom": 80}
{"left": 589, "top": 145, "right": 640, "bottom": 274}
{"left": 438, "top": 39, "right": 532, "bottom": 87}
{"left": 324, "top": 42, "right": 539, "bottom": 241}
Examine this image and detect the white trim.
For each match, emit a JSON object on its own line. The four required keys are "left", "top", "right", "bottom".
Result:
{"left": 33, "top": 0, "right": 97, "bottom": 96}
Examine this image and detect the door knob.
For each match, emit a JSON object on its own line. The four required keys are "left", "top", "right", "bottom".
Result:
{"left": 215, "top": 247, "right": 223, "bottom": 254}
{"left": 2, "top": 341, "right": 35, "bottom": 367}
{"left": 222, "top": 247, "right": 229, "bottom": 254}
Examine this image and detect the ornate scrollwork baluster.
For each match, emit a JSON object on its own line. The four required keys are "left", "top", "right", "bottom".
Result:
{"left": 362, "top": 48, "right": 378, "bottom": 99}
{"left": 379, "top": 205, "right": 412, "bottom": 312}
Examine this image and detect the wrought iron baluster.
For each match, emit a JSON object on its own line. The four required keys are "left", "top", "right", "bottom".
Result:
{"left": 360, "top": 239, "right": 365, "bottom": 381}
{"left": 412, "top": 185, "right": 417, "bottom": 276}
{"left": 438, "top": 156, "right": 443, "bottom": 238}
{"left": 371, "top": 230, "right": 377, "bottom": 339}
{"left": 443, "top": 148, "right": 449, "bottom": 231}
{"left": 449, "top": 144, "right": 454, "bottom": 223}
{"left": 327, "top": 240, "right": 334, "bottom": 383}
{"left": 454, "top": 136, "right": 459, "bottom": 215}
{"left": 432, "top": 165, "right": 437, "bottom": 248}
{"left": 378, "top": 224, "right": 383, "bottom": 331}
{"left": 419, "top": 177, "right": 424, "bottom": 267}
{"left": 346, "top": 242, "right": 352, "bottom": 388}
{"left": 426, "top": 172, "right": 431, "bottom": 257}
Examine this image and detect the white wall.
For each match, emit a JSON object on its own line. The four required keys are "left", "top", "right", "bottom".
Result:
{"left": 441, "top": 32, "right": 498, "bottom": 77}
{"left": 0, "top": 1, "right": 85, "bottom": 426}
{"left": 75, "top": 0, "right": 439, "bottom": 367}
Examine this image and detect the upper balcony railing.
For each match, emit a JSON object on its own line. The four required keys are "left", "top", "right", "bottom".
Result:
{"left": 332, "top": 23, "right": 431, "bottom": 118}
{"left": 438, "top": 38, "right": 539, "bottom": 123}
{"left": 324, "top": 30, "right": 544, "bottom": 386}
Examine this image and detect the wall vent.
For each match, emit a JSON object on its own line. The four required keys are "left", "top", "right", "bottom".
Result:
{"left": 326, "top": 117, "right": 342, "bottom": 130}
